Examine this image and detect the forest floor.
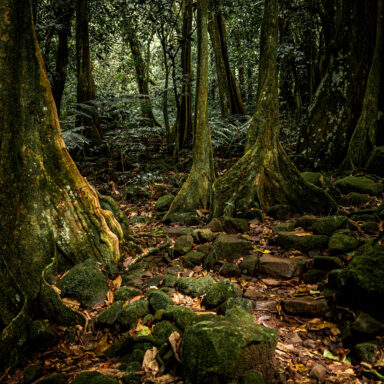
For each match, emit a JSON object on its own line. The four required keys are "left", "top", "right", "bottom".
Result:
{"left": 3, "top": 134, "right": 384, "bottom": 384}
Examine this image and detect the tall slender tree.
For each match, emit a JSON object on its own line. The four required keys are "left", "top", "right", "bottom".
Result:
{"left": 208, "top": 0, "right": 247, "bottom": 117}
{"left": 164, "top": 0, "right": 214, "bottom": 220}
{"left": 76, "top": 0, "right": 103, "bottom": 142}
{"left": 0, "top": 0, "right": 124, "bottom": 369}
{"left": 212, "top": 0, "right": 336, "bottom": 217}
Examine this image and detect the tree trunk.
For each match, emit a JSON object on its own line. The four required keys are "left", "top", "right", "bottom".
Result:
{"left": 76, "top": 0, "right": 103, "bottom": 142}
{"left": 0, "top": 0, "right": 123, "bottom": 370}
{"left": 340, "top": 0, "right": 383, "bottom": 170}
{"left": 208, "top": 0, "right": 247, "bottom": 117}
{"left": 125, "top": 25, "right": 159, "bottom": 127}
{"left": 159, "top": 31, "right": 171, "bottom": 139}
{"left": 212, "top": 0, "right": 337, "bottom": 218}
{"left": 297, "top": 0, "right": 377, "bottom": 168}
{"left": 52, "top": 4, "right": 73, "bottom": 116}
{"left": 174, "top": 0, "right": 194, "bottom": 157}
{"left": 164, "top": 0, "right": 214, "bottom": 220}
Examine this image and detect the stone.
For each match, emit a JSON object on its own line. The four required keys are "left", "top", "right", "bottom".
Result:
{"left": 130, "top": 216, "right": 151, "bottom": 225}
{"left": 97, "top": 301, "right": 124, "bottom": 326}
{"left": 56, "top": 259, "right": 108, "bottom": 308}
{"left": 225, "top": 307, "right": 254, "bottom": 323}
{"left": 309, "top": 364, "right": 327, "bottom": 381}
{"left": 183, "top": 251, "right": 206, "bottom": 268}
{"left": 366, "top": 146, "right": 384, "bottom": 177}
{"left": 266, "top": 204, "right": 291, "bottom": 220}
{"left": 361, "top": 221, "right": 379, "bottom": 233}
{"left": 163, "top": 226, "right": 192, "bottom": 237}
{"left": 303, "top": 269, "right": 328, "bottom": 283}
{"left": 328, "top": 230, "right": 359, "bottom": 254}
{"left": 123, "top": 185, "right": 150, "bottom": 202}
{"left": 114, "top": 287, "right": 142, "bottom": 301}
{"left": 295, "top": 215, "right": 317, "bottom": 230}
{"left": 207, "top": 218, "right": 223, "bottom": 232}
{"left": 165, "top": 212, "right": 199, "bottom": 225}
{"left": 344, "top": 192, "right": 374, "bottom": 205}
{"left": 254, "top": 301, "right": 278, "bottom": 313}
{"left": 334, "top": 176, "right": 383, "bottom": 195}
{"left": 148, "top": 291, "right": 173, "bottom": 312}
{"left": 36, "top": 374, "right": 68, "bottom": 384}
{"left": 117, "top": 300, "right": 149, "bottom": 328}
{"left": 203, "top": 280, "right": 240, "bottom": 308}
{"left": 71, "top": 372, "right": 119, "bottom": 384}
{"left": 196, "top": 244, "right": 211, "bottom": 254}
{"left": 122, "top": 269, "right": 144, "bottom": 288}
{"left": 276, "top": 232, "right": 329, "bottom": 251}
{"left": 312, "top": 256, "right": 343, "bottom": 271}
{"left": 282, "top": 297, "right": 329, "bottom": 317}
{"left": 161, "top": 275, "right": 178, "bottom": 288}
{"left": 244, "top": 287, "right": 264, "bottom": 300}
{"left": 176, "top": 275, "right": 215, "bottom": 297}
{"left": 124, "top": 361, "right": 141, "bottom": 384}
{"left": 352, "top": 342, "right": 379, "bottom": 363}
{"left": 212, "top": 234, "right": 252, "bottom": 262}
{"left": 222, "top": 216, "right": 249, "bottom": 234}
{"left": 239, "top": 371, "right": 265, "bottom": 384}
{"left": 301, "top": 172, "right": 340, "bottom": 198}
{"left": 192, "top": 228, "right": 215, "bottom": 242}
{"left": 155, "top": 195, "right": 174, "bottom": 211}
{"left": 152, "top": 320, "right": 178, "bottom": 342}
{"left": 273, "top": 222, "right": 295, "bottom": 233}
{"left": 29, "top": 320, "right": 57, "bottom": 350}
{"left": 312, "top": 216, "right": 351, "bottom": 236}
{"left": 182, "top": 319, "right": 278, "bottom": 383}
{"left": 240, "top": 254, "right": 259, "bottom": 276}
{"left": 219, "top": 297, "right": 253, "bottom": 314}
{"left": 258, "top": 255, "right": 300, "bottom": 279}
{"left": 23, "top": 365, "right": 42, "bottom": 384}
{"left": 352, "top": 313, "right": 382, "bottom": 335}
{"left": 163, "top": 305, "right": 196, "bottom": 330}
{"left": 174, "top": 235, "right": 194, "bottom": 255}
{"left": 220, "top": 263, "right": 241, "bottom": 277}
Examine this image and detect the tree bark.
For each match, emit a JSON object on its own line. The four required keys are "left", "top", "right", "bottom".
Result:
{"left": 125, "top": 24, "right": 160, "bottom": 127}
{"left": 76, "top": 0, "right": 103, "bottom": 142}
{"left": 0, "top": 0, "right": 123, "bottom": 370}
{"left": 212, "top": 0, "right": 337, "bottom": 218}
{"left": 208, "top": 0, "right": 247, "bottom": 117}
{"left": 297, "top": 0, "right": 377, "bottom": 168}
{"left": 174, "top": 0, "right": 194, "bottom": 157}
{"left": 340, "top": 0, "right": 383, "bottom": 170}
{"left": 164, "top": 0, "right": 214, "bottom": 220}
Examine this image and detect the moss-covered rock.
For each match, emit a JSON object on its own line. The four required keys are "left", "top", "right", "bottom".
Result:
{"left": 273, "top": 222, "right": 295, "bottom": 233}
{"left": 29, "top": 320, "right": 57, "bottom": 350}
{"left": 163, "top": 305, "right": 196, "bottom": 330}
{"left": 203, "top": 280, "right": 240, "bottom": 308}
{"left": 37, "top": 374, "right": 68, "bottom": 384}
{"left": 148, "top": 291, "right": 173, "bottom": 312}
{"left": 361, "top": 221, "right": 379, "bottom": 233}
{"left": 276, "top": 232, "right": 329, "bottom": 251}
{"left": 312, "top": 216, "right": 351, "bottom": 236}
{"left": 294, "top": 215, "right": 317, "bottom": 230}
{"left": 219, "top": 297, "right": 253, "bottom": 315}
{"left": 352, "top": 313, "right": 382, "bottom": 335}
{"left": 97, "top": 301, "right": 124, "bottom": 326}
{"left": 312, "top": 256, "right": 343, "bottom": 271}
{"left": 176, "top": 275, "right": 216, "bottom": 297}
{"left": 266, "top": 204, "right": 291, "bottom": 220}
{"left": 183, "top": 251, "right": 206, "bottom": 268}
{"left": 182, "top": 319, "right": 278, "bottom": 383}
{"left": 155, "top": 195, "right": 174, "bottom": 211}
{"left": 117, "top": 300, "right": 149, "bottom": 328}
{"left": 366, "top": 146, "right": 384, "bottom": 177}
{"left": 239, "top": 255, "right": 259, "bottom": 276}
{"left": 23, "top": 364, "right": 43, "bottom": 384}
{"left": 220, "top": 263, "right": 241, "bottom": 277}
{"left": 152, "top": 320, "right": 178, "bottom": 342}
{"left": 207, "top": 218, "right": 224, "bottom": 232}
{"left": 352, "top": 342, "right": 379, "bottom": 363}
{"left": 174, "top": 235, "right": 194, "bottom": 255}
{"left": 192, "top": 228, "right": 215, "bottom": 242}
{"left": 344, "top": 192, "right": 374, "bottom": 205}
{"left": 225, "top": 308, "right": 254, "bottom": 323}
{"left": 56, "top": 259, "right": 108, "bottom": 308}
{"left": 334, "top": 176, "right": 383, "bottom": 195}
{"left": 282, "top": 297, "right": 329, "bottom": 317}
{"left": 222, "top": 216, "right": 249, "bottom": 234}
{"left": 328, "top": 244, "right": 384, "bottom": 314}
{"left": 301, "top": 172, "right": 340, "bottom": 198}
{"left": 165, "top": 212, "right": 199, "bottom": 225}
{"left": 114, "top": 287, "right": 142, "bottom": 302}
{"left": 123, "top": 361, "right": 141, "bottom": 384}
{"left": 161, "top": 274, "right": 178, "bottom": 288}
{"left": 70, "top": 371, "right": 119, "bottom": 384}
{"left": 239, "top": 370, "right": 265, "bottom": 384}
{"left": 328, "top": 230, "right": 359, "bottom": 254}
{"left": 212, "top": 234, "right": 252, "bottom": 263}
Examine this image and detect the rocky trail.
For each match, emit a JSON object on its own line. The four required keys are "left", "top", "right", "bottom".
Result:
{"left": 3, "top": 154, "right": 384, "bottom": 384}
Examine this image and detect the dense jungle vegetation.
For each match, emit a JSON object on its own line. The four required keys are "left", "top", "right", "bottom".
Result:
{"left": 1, "top": 0, "right": 384, "bottom": 383}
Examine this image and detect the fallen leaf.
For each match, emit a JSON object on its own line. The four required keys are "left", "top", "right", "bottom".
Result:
{"left": 112, "top": 275, "right": 122, "bottom": 290}
{"left": 169, "top": 331, "right": 182, "bottom": 363}
{"left": 142, "top": 347, "right": 159, "bottom": 375}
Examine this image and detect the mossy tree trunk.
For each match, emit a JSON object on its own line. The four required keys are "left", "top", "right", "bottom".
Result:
{"left": 52, "top": 2, "right": 74, "bottom": 116}
{"left": 126, "top": 24, "right": 160, "bottom": 127}
{"left": 174, "top": 0, "right": 194, "bottom": 158}
{"left": 208, "top": 0, "right": 247, "bottom": 117}
{"left": 76, "top": 0, "right": 103, "bottom": 142}
{"left": 0, "top": 0, "right": 123, "bottom": 370}
{"left": 164, "top": 0, "right": 214, "bottom": 219}
{"left": 297, "top": 0, "right": 377, "bottom": 168}
{"left": 212, "top": 0, "right": 337, "bottom": 217}
{"left": 340, "top": 0, "right": 383, "bottom": 171}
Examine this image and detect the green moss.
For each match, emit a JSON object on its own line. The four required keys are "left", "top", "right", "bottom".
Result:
{"left": 219, "top": 297, "right": 253, "bottom": 314}
{"left": 155, "top": 195, "right": 175, "bottom": 211}
{"left": 211, "top": 234, "right": 252, "bottom": 263}
{"left": 114, "top": 287, "right": 142, "bottom": 302}
{"left": 276, "top": 232, "right": 329, "bottom": 251}
{"left": 334, "top": 176, "right": 383, "bottom": 195}
{"left": 37, "top": 374, "right": 68, "bottom": 384}
{"left": 312, "top": 216, "right": 351, "bottom": 236}
{"left": 176, "top": 275, "right": 215, "bottom": 297}
{"left": 56, "top": 259, "right": 108, "bottom": 308}
{"left": 203, "top": 280, "right": 239, "bottom": 308}
{"left": 162, "top": 305, "right": 197, "bottom": 330}
{"left": 183, "top": 251, "right": 206, "bottom": 268}
{"left": 70, "top": 371, "right": 119, "bottom": 384}
{"left": 97, "top": 301, "right": 124, "bottom": 326}
{"left": 225, "top": 308, "right": 254, "bottom": 323}
{"left": 117, "top": 300, "right": 149, "bottom": 328}
{"left": 148, "top": 291, "right": 173, "bottom": 312}
{"left": 29, "top": 320, "right": 57, "bottom": 350}
{"left": 153, "top": 320, "right": 178, "bottom": 342}
{"left": 328, "top": 230, "right": 359, "bottom": 254}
